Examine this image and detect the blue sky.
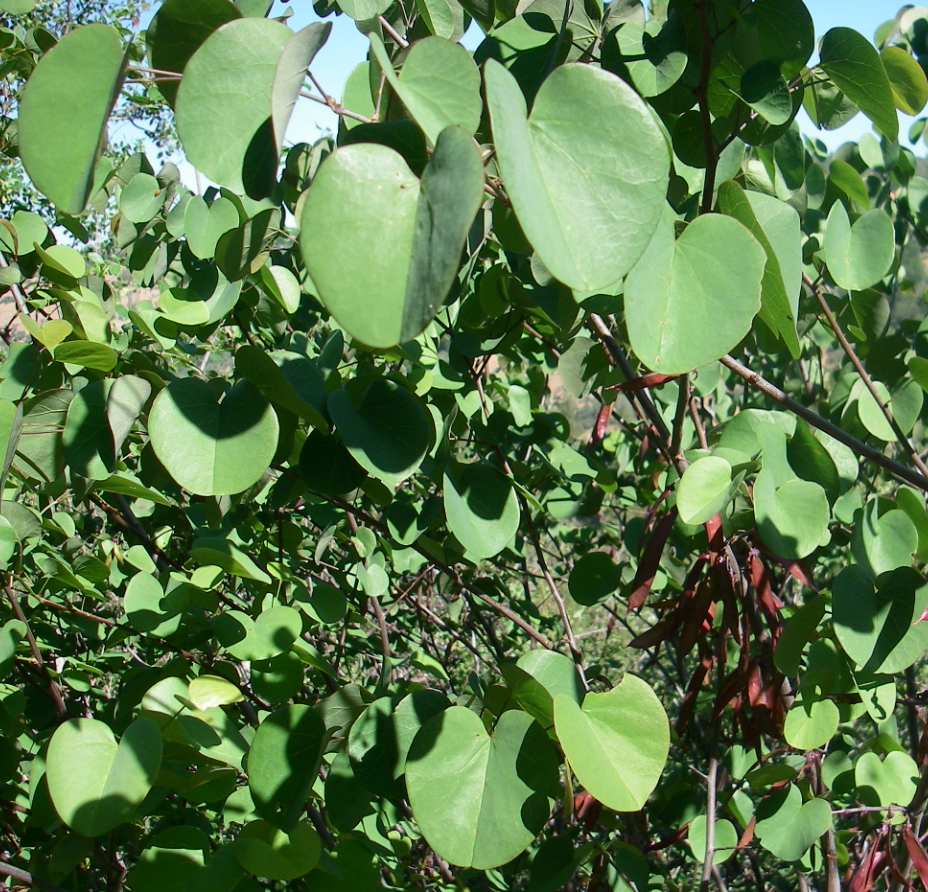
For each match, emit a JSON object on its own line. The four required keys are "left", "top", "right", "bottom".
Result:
{"left": 131, "top": 1, "right": 923, "bottom": 181}
{"left": 263, "top": 0, "right": 920, "bottom": 151}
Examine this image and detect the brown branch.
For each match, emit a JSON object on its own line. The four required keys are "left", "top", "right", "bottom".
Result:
{"left": 807, "top": 275, "right": 928, "bottom": 480}
{"left": 720, "top": 354, "right": 928, "bottom": 493}
{"left": 4, "top": 577, "right": 67, "bottom": 719}
{"left": 695, "top": 0, "right": 719, "bottom": 214}
{"left": 377, "top": 15, "right": 408, "bottom": 48}
{"left": 0, "top": 860, "right": 72, "bottom": 892}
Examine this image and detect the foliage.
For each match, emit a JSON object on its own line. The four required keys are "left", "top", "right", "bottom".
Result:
{"left": 7, "top": 1, "right": 928, "bottom": 891}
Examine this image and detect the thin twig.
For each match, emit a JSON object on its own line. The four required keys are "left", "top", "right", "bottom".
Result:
{"left": 808, "top": 275, "right": 928, "bottom": 480}
{"left": 720, "top": 354, "right": 928, "bottom": 493}
{"left": 695, "top": 0, "right": 719, "bottom": 213}
{"left": 377, "top": 15, "right": 408, "bottom": 48}
{"left": 0, "top": 251, "right": 27, "bottom": 313}
{"left": 4, "top": 577, "right": 67, "bottom": 719}
{"left": 670, "top": 374, "right": 691, "bottom": 464}
{"left": 698, "top": 753, "right": 720, "bottom": 891}
{"left": 0, "top": 860, "right": 72, "bottom": 892}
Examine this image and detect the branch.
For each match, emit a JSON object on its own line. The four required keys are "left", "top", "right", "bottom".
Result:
{"left": 807, "top": 275, "right": 928, "bottom": 480}
{"left": 0, "top": 861, "right": 72, "bottom": 892}
{"left": 695, "top": 0, "right": 719, "bottom": 214}
{"left": 720, "top": 354, "right": 928, "bottom": 493}
{"left": 4, "top": 577, "right": 67, "bottom": 719}
{"left": 377, "top": 15, "right": 408, "bottom": 48}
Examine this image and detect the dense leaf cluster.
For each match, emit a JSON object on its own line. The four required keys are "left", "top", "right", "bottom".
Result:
{"left": 4, "top": 0, "right": 928, "bottom": 890}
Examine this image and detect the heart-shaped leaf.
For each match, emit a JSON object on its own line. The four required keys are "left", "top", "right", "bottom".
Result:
{"left": 369, "top": 35, "right": 481, "bottom": 144}
{"left": 625, "top": 207, "right": 766, "bottom": 373}
{"left": 46, "top": 717, "right": 163, "bottom": 837}
{"left": 148, "top": 378, "right": 278, "bottom": 496}
{"left": 855, "top": 751, "right": 918, "bottom": 808}
{"left": 175, "top": 18, "right": 291, "bottom": 197}
{"left": 754, "top": 785, "right": 831, "bottom": 862}
{"left": 833, "top": 565, "right": 928, "bottom": 672}
{"left": 484, "top": 60, "right": 669, "bottom": 293}
{"left": 501, "top": 649, "right": 583, "bottom": 727}
{"left": 328, "top": 378, "right": 432, "bottom": 487}
{"left": 783, "top": 691, "right": 839, "bottom": 750}
{"left": 184, "top": 196, "right": 239, "bottom": 259}
{"left": 754, "top": 471, "right": 829, "bottom": 560}
{"left": 406, "top": 706, "right": 558, "bottom": 869}
{"left": 823, "top": 202, "right": 894, "bottom": 291}
{"left": 234, "top": 820, "right": 321, "bottom": 881}
{"left": 300, "top": 127, "right": 483, "bottom": 348}
{"left": 18, "top": 24, "right": 128, "bottom": 214}
{"left": 188, "top": 675, "right": 244, "bottom": 710}
{"left": 553, "top": 674, "right": 669, "bottom": 812}
{"left": 676, "top": 456, "right": 735, "bottom": 525}
{"left": 443, "top": 461, "right": 521, "bottom": 559}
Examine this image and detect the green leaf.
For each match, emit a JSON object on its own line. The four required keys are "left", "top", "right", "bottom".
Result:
{"left": 443, "top": 461, "right": 521, "bottom": 559}
{"left": 328, "top": 378, "right": 431, "bottom": 487}
{"left": 783, "top": 691, "right": 839, "bottom": 750}
{"left": 300, "top": 128, "right": 483, "bottom": 348}
{"left": 754, "top": 785, "right": 831, "bottom": 862}
{"left": 124, "top": 571, "right": 183, "bottom": 636}
{"left": 234, "top": 346, "right": 329, "bottom": 431}
{"left": 501, "top": 650, "right": 583, "bottom": 726}
{"left": 248, "top": 705, "right": 326, "bottom": 831}
{"left": 406, "top": 707, "right": 558, "bottom": 869}
{"left": 234, "top": 820, "right": 321, "bottom": 881}
{"left": 270, "top": 24, "right": 332, "bottom": 152}
{"left": 553, "top": 674, "right": 669, "bottom": 812}
{"left": 184, "top": 196, "right": 240, "bottom": 260}
{"left": 609, "top": 17, "right": 687, "bottom": 98}
{"left": 189, "top": 538, "right": 271, "bottom": 584}
{"left": 833, "top": 566, "right": 927, "bottom": 672}
{"left": 754, "top": 471, "right": 829, "bottom": 560}
{"left": 752, "top": 0, "right": 814, "bottom": 77}
{"left": 717, "top": 181, "right": 801, "bottom": 357}
{"left": 676, "top": 456, "right": 735, "bottom": 525}
{"left": 855, "top": 751, "right": 918, "bottom": 808}
{"left": 148, "top": 378, "right": 278, "bottom": 496}
{"left": 625, "top": 207, "right": 766, "bottom": 373}
{"left": 146, "top": 0, "right": 243, "bottom": 107}
{"left": 18, "top": 24, "right": 128, "bottom": 214}
{"left": 369, "top": 35, "right": 480, "bottom": 145}
{"left": 299, "top": 431, "right": 367, "bottom": 495}
{"left": 687, "top": 816, "right": 739, "bottom": 865}
{"left": 820, "top": 27, "right": 898, "bottom": 140}
{"left": 53, "top": 341, "right": 118, "bottom": 373}
{"left": 484, "top": 60, "right": 669, "bottom": 293}
{"left": 823, "top": 202, "right": 894, "bottom": 291}
{"left": 738, "top": 62, "right": 792, "bottom": 125}
{"left": 188, "top": 675, "right": 244, "bottom": 710}
{"left": 46, "top": 717, "right": 162, "bottom": 837}
{"left": 119, "top": 173, "right": 164, "bottom": 224}
{"left": 175, "top": 18, "right": 291, "bottom": 197}
{"left": 568, "top": 552, "right": 621, "bottom": 606}
{"left": 881, "top": 45, "right": 928, "bottom": 116}
{"left": 63, "top": 380, "right": 115, "bottom": 480}
{"left": 774, "top": 596, "right": 827, "bottom": 676}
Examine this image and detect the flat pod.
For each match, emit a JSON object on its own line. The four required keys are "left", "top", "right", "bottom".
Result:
{"left": 484, "top": 60, "right": 669, "bottom": 293}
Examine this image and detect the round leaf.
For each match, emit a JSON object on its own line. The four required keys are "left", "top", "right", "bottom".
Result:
{"left": 443, "top": 461, "right": 521, "bottom": 559}
{"left": 553, "top": 674, "right": 669, "bottom": 812}
{"left": 754, "top": 471, "right": 829, "bottom": 560}
{"left": 754, "top": 785, "right": 831, "bottom": 862}
{"left": 626, "top": 209, "right": 765, "bottom": 373}
{"left": 823, "top": 202, "right": 894, "bottom": 291}
{"left": 328, "top": 378, "right": 431, "bottom": 488}
{"left": 46, "top": 717, "right": 163, "bottom": 837}
{"left": 148, "top": 378, "right": 278, "bottom": 496}
{"left": 176, "top": 18, "right": 291, "bottom": 197}
{"left": 484, "top": 60, "right": 669, "bottom": 293}
{"left": 568, "top": 552, "right": 621, "bottom": 606}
